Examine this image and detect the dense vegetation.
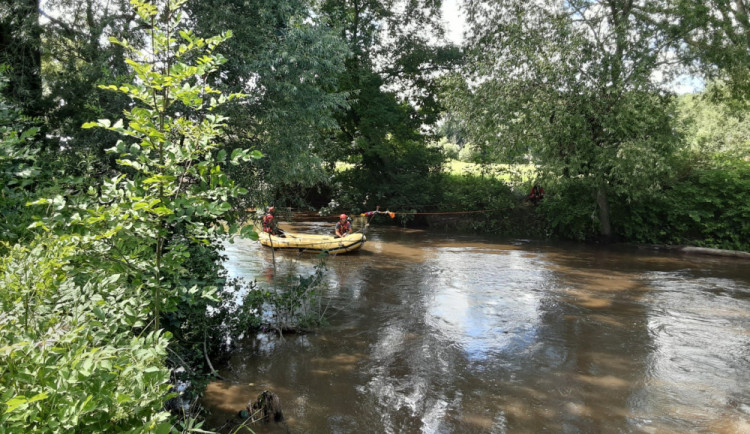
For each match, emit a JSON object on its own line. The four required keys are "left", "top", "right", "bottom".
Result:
{"left": 1, "top": 0, "right": 748, "bottom": 431}
{"left": 439, "top": 0, "right": 750, "bottom": 248}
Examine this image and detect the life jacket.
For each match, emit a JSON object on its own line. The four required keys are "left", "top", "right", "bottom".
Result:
{"left": 336, "top": 219, "right": 351, "bottom": 234}
{"left": 530, "top": 185, "right": 544, "bottom": 198}
{"left": 262, "top": 213, "right": 274, "bottom": 233}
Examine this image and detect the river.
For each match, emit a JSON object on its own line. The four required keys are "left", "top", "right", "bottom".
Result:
{"left": 203, "top": 222, "right": 750, "bottom": 433}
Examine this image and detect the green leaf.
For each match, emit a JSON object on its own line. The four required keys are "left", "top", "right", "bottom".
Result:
{"left": 240, "top": 225, "right": 259, "bottom": 240}
{"left": 80, "top": 395, "right": 95, "bottom": 413}
{"left": 4, "top": 396, "right": 27, "bottom": 414}
{"left": 4, "top": 393, "right": 46, "bottom": 414}
{"left": 154, "top": 422, "right": 172, "bottom": 434}
{"left": 152, "top": 206, "right": 173, "bottom": 216}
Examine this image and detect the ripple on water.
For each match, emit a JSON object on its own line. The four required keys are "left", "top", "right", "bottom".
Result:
{"left": 629, "top": 271, "right": 750, "bottom": 431}
{"left": 423, "top": 249, "right": 553, "bottom": 362}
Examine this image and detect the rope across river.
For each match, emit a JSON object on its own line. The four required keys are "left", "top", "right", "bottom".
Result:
{"left": 256, "top": 206, "right": 494, "bottom": 241}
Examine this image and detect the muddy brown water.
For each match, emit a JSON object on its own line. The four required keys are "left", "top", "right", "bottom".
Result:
{"left": 204, "top": 222, "right": 750, "bottom": 433}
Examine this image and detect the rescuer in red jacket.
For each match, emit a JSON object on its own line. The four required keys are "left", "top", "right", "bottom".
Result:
{"left": 529, "top": 184, "right": 545, "bottom": 204}
{"left": 335, "top": 214, "right": 353, "bottom": 238}
{"left": 262, "top": 206, "right": 284, "bottom": 236}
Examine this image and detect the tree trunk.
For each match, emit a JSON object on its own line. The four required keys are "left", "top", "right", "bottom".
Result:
{"left": 596, "top": 182, "right": 612, "bottom": 240}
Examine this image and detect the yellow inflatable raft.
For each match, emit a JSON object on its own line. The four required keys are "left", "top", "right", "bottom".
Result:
{"left": 258, "top": 231, "right": 366, "bottom": 254}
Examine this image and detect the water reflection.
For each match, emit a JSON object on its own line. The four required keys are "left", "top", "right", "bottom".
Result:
{"left": 425, "top": 249, "right": 548, "bottom": 362}
{"left": 205, "top": 224, "right": 750, "bottom": 433}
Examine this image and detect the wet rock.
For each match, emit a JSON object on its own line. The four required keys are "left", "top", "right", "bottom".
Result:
{"left": 238, "top": 390, "right": 284, "bottom": 423}
{"left": 164, "top": 381, "right": 191, "bottom": 416}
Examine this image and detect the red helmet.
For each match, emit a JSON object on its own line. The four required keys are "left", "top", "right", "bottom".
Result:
{"left": 268, "top": 206, "right": 275, "bottom": 213}
{"left": 339, "top": 213, "right": 347, "bottom": 220}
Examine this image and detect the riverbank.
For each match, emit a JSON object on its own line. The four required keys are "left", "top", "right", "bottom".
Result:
{"left": 421, "top": 204, "right": 750, "bottom": 260}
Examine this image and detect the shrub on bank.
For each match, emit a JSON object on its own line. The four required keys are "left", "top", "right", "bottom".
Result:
{"left": 614, "top": 156, "right": 750, "bottom": 251}
{"left": 426, "top": 173, "right": 547, "bottom": 237}
{"left": 332, "top": 140, "right": 444, "bottom": 218}
{"left": 534, "top": 180, "right": 600, "bottom": 242}
{"left": 333, "top": 153, "right": 749, "bottom": 252}
{"left": 0, "top": 236, "right": 172, "bottom": 432}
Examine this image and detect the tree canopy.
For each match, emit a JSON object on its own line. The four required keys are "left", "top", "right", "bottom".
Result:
{"left": 445, "top": 0, "right": 681, "bottom": 238}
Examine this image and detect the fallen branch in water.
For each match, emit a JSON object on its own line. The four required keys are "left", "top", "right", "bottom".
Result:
{"left": 203, "top": 329, "right": 226, "bottom": 380}
{"left": 679, "top": 246, "right": 750, "bottom": 259}
{"left": 634, "top": 243, "right": 750, "bottom": 260}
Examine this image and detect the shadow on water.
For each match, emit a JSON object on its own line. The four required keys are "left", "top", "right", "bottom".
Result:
{"left": 206, "top": 222, "right": 750, "bottom": 433}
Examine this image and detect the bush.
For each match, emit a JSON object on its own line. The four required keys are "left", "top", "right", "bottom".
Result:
{"left": 531, "top": 180, "right": 599, "bottom": 241}
{"left": 458, "top": 143, "right": 479, "bottom": 162}
{"left": 0, "top": 2, "right": 267, "bottom": 431}
{"left": 615, "top": 156, "right": 750, "bottom": 251}
{"left": 0, "top": 236, "right": 172, "bottom": 432}
{"left": 333, "top": 139, "right": 444, "bottom": 218}
{"left": 431, "top": 137, "right": 460, "bottom": 160}
{"left": 428, "top": 173, "right": 538, "bottom": 234}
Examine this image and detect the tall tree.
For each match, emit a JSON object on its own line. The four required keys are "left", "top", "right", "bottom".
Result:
{"left": 39, "top": 0, "right": 139, "bottom": 175}
{"left": 0, "top": 68, "right": 39, "bottom": 250}
{"left": 187, "top": 0, "right": 350, "bottom": 206}
{"left": 447, "top": 0, "right": 679, "bottom": 239}
{"left": 0, "top": 0, "right": 43, "bottom": 118}
{"left": 319, "top": 0, "right": 461, "bottom": 209}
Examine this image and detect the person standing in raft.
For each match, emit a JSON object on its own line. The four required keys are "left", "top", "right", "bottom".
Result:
{"left": 262, "top": 206, "right": 285, "bottom": 237}
{"left": 335, "top": 214, "right": 353, "bottom": 238}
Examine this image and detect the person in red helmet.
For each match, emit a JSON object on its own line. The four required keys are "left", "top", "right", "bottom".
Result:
{"left": 335, "top": 213, "right": 353, "bottom": 238}
{"left": 262, "top": 206, "right": 284, "bottom": 236}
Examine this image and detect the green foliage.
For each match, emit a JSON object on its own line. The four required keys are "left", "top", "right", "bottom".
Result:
{"left": 225, "top": 279, "right": 266, "bottom": 336}
{"left": 432, "top": 138, "right": 459, "bottom": 160}
{"left": 264, "top": 259, "right": 330, "bottom": 333}
{"left": 458, "top": 143, "right": 480, "bottom": 163}
{"left": 0, "top": 70, "right": 40, "bottom": 252}
{"left": 0, "top": 0, "right": 43, "bottom": 117}
{"left": 536, "top": 180, "right": 600, "bottom": 242}
{"left": 614, "top": 156, "right": 750, "bottom": 251}
{"left": 437, "top": 112, "right": 470, "bottom": 148}
{"left": 334, "top": 137, "right": 445, "bottom": 217}
{"left": 8, "top": 1, "right": 268, "bottom": 430}
{"left": 50, "top": 0, "right": 259, "bottom": 332}
{"left": 676, "top": 87, "right": 750, "bottom": 158}
{"left": 446, "top": 0, "right": 680, "bottom": 238}
{"left": 646, "top": 0, "right": 750, "bottom": 100}
{"left": 0, "top": 236, "right": 172, "bottom": 433}
{"left": 316, "top": 0, "right": 461, "bottom": 213}
{"left": 432, "top": 173, "right": 527, "bottom": 234}
{"left": 39, "top": 0, "right": 141, "bottom": 178}
{"left": 436, "top": 174, "right": 511, "bottom": 211}
{"left": 187, "top": 0, "right": 350, "bottom": 206}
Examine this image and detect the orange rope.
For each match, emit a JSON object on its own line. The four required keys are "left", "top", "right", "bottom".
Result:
{"left": 392, "top": 210, "right": 492, "bottom": 215}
